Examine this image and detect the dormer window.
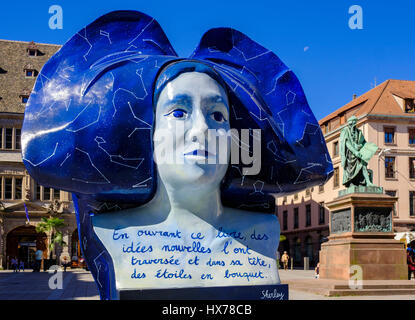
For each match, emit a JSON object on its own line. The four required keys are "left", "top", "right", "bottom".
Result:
{"left": 20, "top": 89, "right": 31, "bottom": 104}
{"left": 26, "top": 41, "right": 38, "bottom": 57}
{"left": 405, "top": 99, "right": 415, "bottom": 113}
{"left": 24, "top": 64, "right": 38, "bottom": 78}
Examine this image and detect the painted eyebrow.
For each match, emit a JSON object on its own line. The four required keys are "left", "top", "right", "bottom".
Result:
{"left": 203, "top": 95, "right": 227, "bottom": 105}
{"left": 163, "top": 94, "right": 193, "bottom": 108}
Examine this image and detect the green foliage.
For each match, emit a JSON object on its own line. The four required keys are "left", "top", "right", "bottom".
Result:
{"left": 36, "top": 216, "right": 67, "bottom": 251}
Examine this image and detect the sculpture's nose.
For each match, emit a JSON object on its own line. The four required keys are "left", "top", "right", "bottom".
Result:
{"left": 186, "top": 108, "right": 208, "bottom": 144}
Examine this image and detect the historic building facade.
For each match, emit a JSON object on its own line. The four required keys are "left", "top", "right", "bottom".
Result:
{"left": 277, "top": 79, "right": 415, "bottom": 268}
{"left": 0, "top": 40, "right": 81, "bottom": 269}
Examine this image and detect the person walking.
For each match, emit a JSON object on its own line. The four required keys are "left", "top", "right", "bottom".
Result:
{"left": 408, "top": 242, "right": 415, "bottom": 280}
{"left": 61, "top": 255, "right": 70, "bottom": 272}
{"left": 34, "top": 248, "right": 43, "bottom": 272}
{"left": 314, "top": 262, "right": 320, "bottom": 279}
{"left": 18, "top": 260, "right": 25, "bottom": 272}
{"left": 281, "top": 251, "right": 290, "bottom": 270}
{"left": 11, "top": 257, "right": 18, "bottom": 272}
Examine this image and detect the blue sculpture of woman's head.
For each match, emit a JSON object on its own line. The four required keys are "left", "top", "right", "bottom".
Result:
{"left": 20, "top": 10, "right": 333, "bottom": 299}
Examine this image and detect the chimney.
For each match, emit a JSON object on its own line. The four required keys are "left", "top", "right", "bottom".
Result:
{"left": 353, "top": 94, "right": 357, "bottom": 100}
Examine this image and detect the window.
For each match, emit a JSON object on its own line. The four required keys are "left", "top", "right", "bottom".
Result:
{"left": 405, "top": 99, "right": 415, "bottom": 113}
{"left": 333, "top": 141, "right": 339, "bottom": 157}
{"left": 15, "top": 129, "right": 21, "bottom": 150}
{"left": 24, "top": 69, "right": 38, "bottom": 78}
{"left": 385, "top": 190, "right": 397, "bottom": 216}
{"left": 384, "top": 127, "right": 395, "bottom": 144}
{"left": 294, "top": 193, "right": 298, "bottom": 200}
{"left": 4, "top": 178, "right": 12, "bottom": 199}
{"left": 319, "top": 202, "right": 325, "bottom": 224}
{"left": 410, "top": 158, "right": 415, "bottom": 179}
{"left": 0, "top": 128, "right": 22, "bottom": 150}
{"left": 385, "top": 156, "right": 395, "bottom": 178}
{"left": 53, "top": 188, "right": 60, "bottom": 200}
{"left": 283, "top": 210, "right": 288, "bottom": 230}
{"left": 15, "top": 178, "right": 22, "bottom": 200}
{"left": 36, "top": 183, "right": 41, "bottom": 200}
{"left": 28, "top": 49, "right": 37, "bottom": 56}
{"left": 5, "top": 128, "right": 12, "bottom": 149}
{"left": 35, "top": 183, "right": 54, "bottom": 201}
{"left": 0, "top": 177, "right": 24, "bottom": 200}
{"left": 306, "top": 204, "right": 311, "bottom": 227}
{"left": 410, "top": 191, "right": 415, "bottom": 216}
{"left": 44, "top": 187, "right": 51, "bottom": 201}
{"left": 305, "top": 188, "right": 311, "bottom": 197}
{"left": 410, "top": 129, "right": 415, "bottom": 145}
{"left": 333, "top": 167, "right": 340, "bottom": 188}
{"left": 21, "top": 96, "right": 29, "bottom": 104}
{"left": 318, "top": 184, "right": 324, "bottom": 193}
{"left": 385, "top": 190, "right": 396, "bottom": 197}
{"left": 294, "top": 208, "right": 299, "bottom": 229}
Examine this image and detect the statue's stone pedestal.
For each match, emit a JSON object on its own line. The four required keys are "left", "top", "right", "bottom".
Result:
{"left": 319, "top": 192, "right": 407, "bottom": 280}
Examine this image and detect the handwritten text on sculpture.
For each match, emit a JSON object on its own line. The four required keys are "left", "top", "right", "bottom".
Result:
{"left": 101, "top": 225, "right": 276, "bottom": 288}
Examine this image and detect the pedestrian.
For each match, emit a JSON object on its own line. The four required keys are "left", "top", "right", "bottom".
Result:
{"left": 18, "top": 260, "right": 25, "bottom": 272}
{"left": 11, "top": 257, "right": 18, "bottom": 272}
{"left": 314, "top": 262, "right": 320, "bottom": 279}
{"left": 61, "top": 255, "right": 70, "bottom": 272}
{"left": 33, "top": 247, "right": 43, "bottom": 272}
{"left": 281, "top": 251, "right": 290, "bottom": 270}
{"left": 408, "top": 242, "right": 415, "bottom": 280}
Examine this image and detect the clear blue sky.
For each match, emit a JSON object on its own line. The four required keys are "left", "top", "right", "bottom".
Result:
{"left": 1, "top": 0, "right": 414, "bottom": 120}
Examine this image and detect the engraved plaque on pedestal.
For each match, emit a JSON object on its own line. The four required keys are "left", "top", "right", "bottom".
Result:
{"left": 354, "top": 207, "right": 392, "bottom": 233}
{"left": 330, "top": 209, "right": 351, "bottom": 234}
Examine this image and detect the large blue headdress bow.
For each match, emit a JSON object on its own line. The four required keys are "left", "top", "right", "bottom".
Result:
{"left": 22, "top": 10, "right": 333, "bottom": 211}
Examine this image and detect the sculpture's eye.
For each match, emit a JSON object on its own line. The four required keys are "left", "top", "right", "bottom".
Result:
{"left": 211, "top": 111, "right": 226, "bottom": 123}
{"left": 166, "top": 109, "right": 188, "bottom": 119}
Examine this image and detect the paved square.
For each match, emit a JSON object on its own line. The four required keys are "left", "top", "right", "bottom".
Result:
{"left": 0, "top": 269, "right": 99, "bottom": 300}
{"left": 1, "top": 268, "right": 415, "bottom": 300}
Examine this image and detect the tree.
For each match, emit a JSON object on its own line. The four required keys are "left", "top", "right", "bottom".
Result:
{"left": 36, "top": 216, "right": 67, "bottom": 259}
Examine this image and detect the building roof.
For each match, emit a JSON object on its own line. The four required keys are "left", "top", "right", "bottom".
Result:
{"left": 319, "top": 80, "right": 415, "bottom": 126}
{"left": 0, "top": 39, "right": 60, "bottom": 114}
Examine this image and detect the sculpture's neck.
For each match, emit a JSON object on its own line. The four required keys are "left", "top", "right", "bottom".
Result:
{"left": 156, "top": 176, "right": 223, "bottom": 224}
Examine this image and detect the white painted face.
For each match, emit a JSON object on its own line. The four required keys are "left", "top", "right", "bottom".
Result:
{"left": 153, "top": 72, "right": 230, "bottom": 190}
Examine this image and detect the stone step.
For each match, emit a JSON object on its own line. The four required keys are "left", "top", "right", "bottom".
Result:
{"left": 328, "top": 288, "right": 415, "bottom": 297}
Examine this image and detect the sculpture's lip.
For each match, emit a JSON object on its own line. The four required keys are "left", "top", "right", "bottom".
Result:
{"left": 183, "top": 149, "right": 215, "bottom": 158}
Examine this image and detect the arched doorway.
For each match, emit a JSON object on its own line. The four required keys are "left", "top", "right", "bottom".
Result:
{"left": 6, "top": 225, "right": 47, "bottom": 269}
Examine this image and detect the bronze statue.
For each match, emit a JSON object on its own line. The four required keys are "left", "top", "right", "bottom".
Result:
{"left": 340, "top": 116, "right": 378, "bottom": 187}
